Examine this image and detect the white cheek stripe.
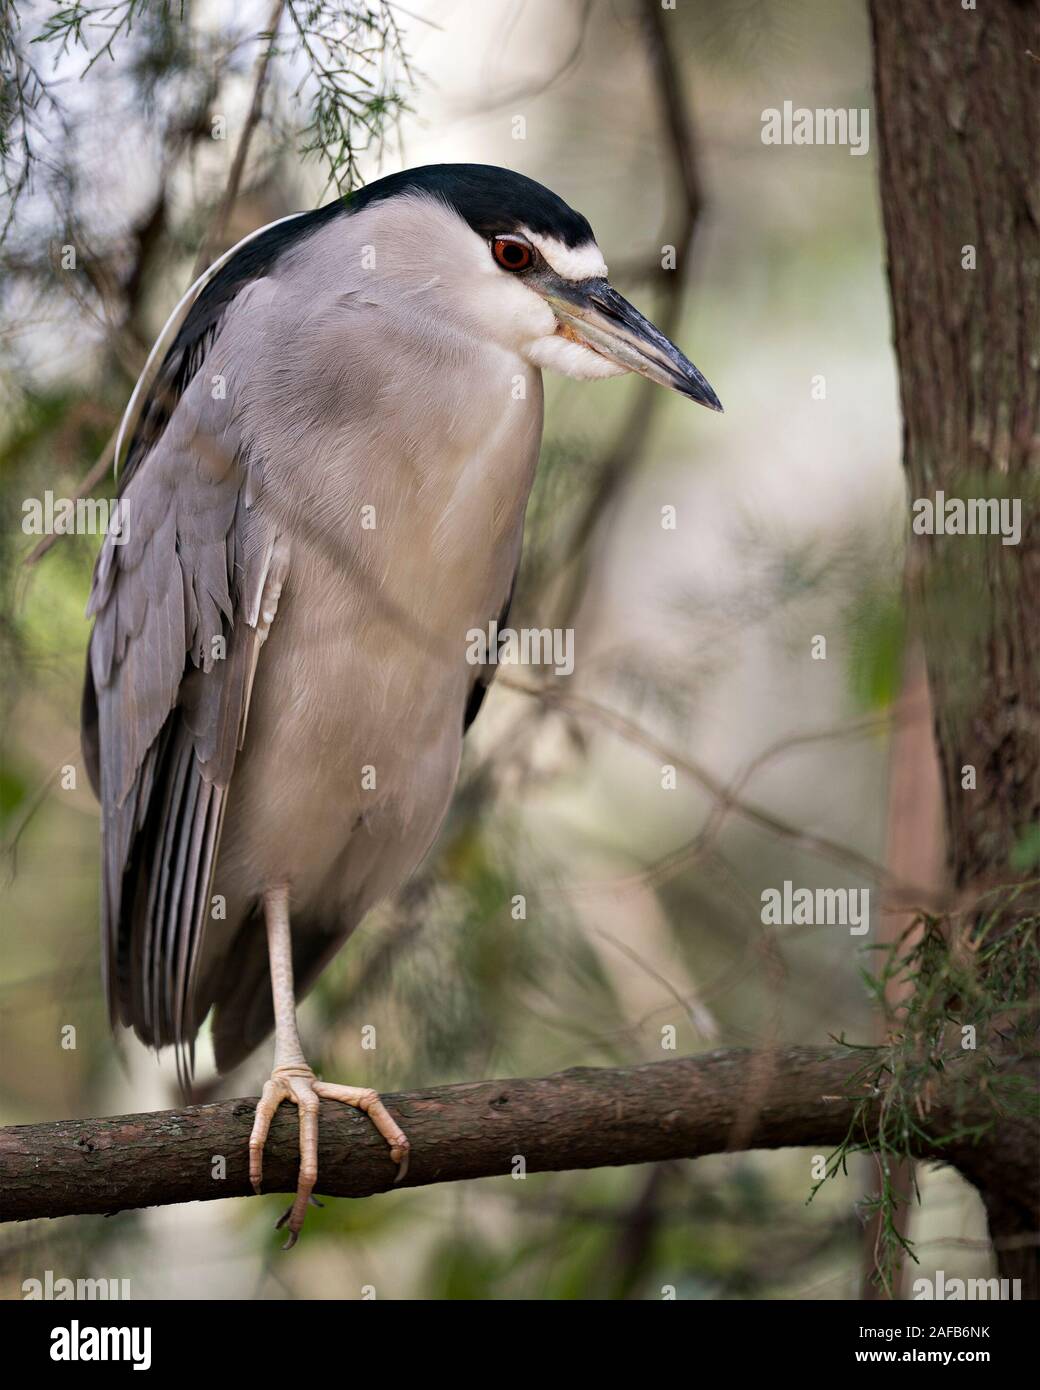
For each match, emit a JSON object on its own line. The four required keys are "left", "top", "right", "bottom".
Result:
{"left": 521, "top": 228, "right": 607, "bottom": 282}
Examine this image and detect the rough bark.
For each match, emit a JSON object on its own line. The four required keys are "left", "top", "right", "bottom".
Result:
{"left": 869, "top": 0, "right": 1040, "bottom": 891}
{"left": 869, "top": 0, "right": 1040, "bottom": 1291}
{"left": 1, "top": 1047, "right": 1033, "bottom": 1227}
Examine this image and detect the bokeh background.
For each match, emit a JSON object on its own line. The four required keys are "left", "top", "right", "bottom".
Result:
{"left": 1, "top": 0, "right": 994, "bottom": 1299}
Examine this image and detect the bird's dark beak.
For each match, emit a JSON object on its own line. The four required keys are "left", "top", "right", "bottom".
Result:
{"left": 546, "top": 278, "right": 723, "bottom": 411}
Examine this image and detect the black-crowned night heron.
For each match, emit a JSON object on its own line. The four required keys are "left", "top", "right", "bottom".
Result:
{"left": 82, "top": 164, "right": 721, "bottom": 1244}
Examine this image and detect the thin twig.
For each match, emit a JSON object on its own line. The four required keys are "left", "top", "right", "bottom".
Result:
{"left": 191, "top": 0, "right": 287, "bottom": 278}
{"left": 502, "top": 675, "right": 945, "bottom": 909}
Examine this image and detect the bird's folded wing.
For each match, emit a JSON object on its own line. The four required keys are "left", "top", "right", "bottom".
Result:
{"left": 83, "top": 318, "right": 284, "bottom": 1074}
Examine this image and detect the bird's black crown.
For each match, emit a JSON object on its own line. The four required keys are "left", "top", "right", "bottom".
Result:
{"left": 348, "top": 163, "right": 596, "bottom": 248}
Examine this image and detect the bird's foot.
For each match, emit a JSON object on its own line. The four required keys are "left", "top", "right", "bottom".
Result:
{"left": 248, "top": 1063, "right": 410, "bottom": 1248}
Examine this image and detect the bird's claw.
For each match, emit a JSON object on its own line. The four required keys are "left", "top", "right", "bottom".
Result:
{"left": 247, "top": 1065, "right": 410, "bottom": 1247}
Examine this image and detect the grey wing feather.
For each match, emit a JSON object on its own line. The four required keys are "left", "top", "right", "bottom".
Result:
{"left": 83, "top": 300, "right": 279, "bottom": 1079}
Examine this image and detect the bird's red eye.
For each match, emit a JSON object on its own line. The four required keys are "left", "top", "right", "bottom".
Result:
{"left": 492, "top": 237, "right": 533, "bottom": 271}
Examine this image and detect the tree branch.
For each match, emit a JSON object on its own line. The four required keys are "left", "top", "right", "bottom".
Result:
{"left": 191, "top": 0, "right": 287, "bottom": 279}
{"left": 1, "top": 1047, "right": 1028, "bottom": 1225}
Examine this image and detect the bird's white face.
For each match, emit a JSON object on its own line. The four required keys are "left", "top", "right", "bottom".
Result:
{"left": 363, "top": 194, "right": 722, "bottom": 408}
{"left": 497, "top": 228, "right": 627, "bottom": 382}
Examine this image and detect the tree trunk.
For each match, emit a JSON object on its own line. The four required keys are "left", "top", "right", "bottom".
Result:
{"left": 869, "top": 0, "right": 1040, "bottom": 1293}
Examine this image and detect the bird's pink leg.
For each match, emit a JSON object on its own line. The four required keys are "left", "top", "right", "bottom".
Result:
{"left": 248, "top": 885, "right": 410, "bottom": 1249}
